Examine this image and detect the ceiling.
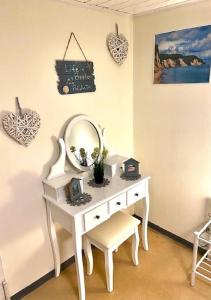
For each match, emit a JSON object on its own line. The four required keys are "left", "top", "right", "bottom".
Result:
{"left": 59, "top": 0, "right": 204, "bottom": 15}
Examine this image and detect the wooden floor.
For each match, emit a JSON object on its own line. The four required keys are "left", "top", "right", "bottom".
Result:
{"left": 23, "top": 227, "right": 211, "bottom": 300}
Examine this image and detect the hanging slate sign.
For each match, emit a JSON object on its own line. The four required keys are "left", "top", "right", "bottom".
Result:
{"left": 56, "top": 32, "right": 96, "bottom": 95}
{"left": 55, "top": 60, "right": 96, "bottom": 94}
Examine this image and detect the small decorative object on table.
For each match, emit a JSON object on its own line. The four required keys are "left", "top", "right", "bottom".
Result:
{"left": 120, "top": 158, "right": 141, "bottom": 181}
{"left": 91, "top": 147, "right": 108, "bottom": 184}
{"left": 67, "top": 178, "right": 92, "bottom": 206}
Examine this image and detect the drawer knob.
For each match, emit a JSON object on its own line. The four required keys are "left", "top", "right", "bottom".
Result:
{"left": 135, "top": 193, "right": 139, "bottom": 197}
{"left": 116, "top": 202, "right": 121, "bottom": 205}
{"left": 95, "top": 215, "right": 100, "bottom": 219}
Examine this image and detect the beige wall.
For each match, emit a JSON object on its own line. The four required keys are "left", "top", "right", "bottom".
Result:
{"left": 2, "top": 0, "right": 211, "bottom": 296}
{"left": 0, "top": 0, "right": 133, "bottom": 295}
{"left": 134, "top": 1, "right": 211, "bottom": 241}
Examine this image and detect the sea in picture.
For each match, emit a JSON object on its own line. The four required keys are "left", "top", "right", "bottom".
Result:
{"left": 160, "top": 64, "right": 210, "bottom": 84}
{"left": 154, "top": 25, "right": 211, "bottom": 84}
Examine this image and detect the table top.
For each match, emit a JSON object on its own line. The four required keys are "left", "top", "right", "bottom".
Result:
{"left": 43, "top": 172, "right": 150, "bottom": 217}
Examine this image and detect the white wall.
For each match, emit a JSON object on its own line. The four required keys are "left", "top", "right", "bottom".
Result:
{"left": 134, "top": 0, "right": 211, "bottom": 241}
{"left": 0, "top": 0, "right": 133, "bottom": 295}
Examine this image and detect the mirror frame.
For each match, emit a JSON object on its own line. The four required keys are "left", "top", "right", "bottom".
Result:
{"left": 64, "top": 114, "right": 103, "bottom": 172}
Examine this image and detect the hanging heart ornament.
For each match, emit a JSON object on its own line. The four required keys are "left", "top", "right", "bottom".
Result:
{"left": 107, "top": 24, "right": 128, "bottom": 65}
{"left": 2, "top": 97, "right": 41, "bottom": 147}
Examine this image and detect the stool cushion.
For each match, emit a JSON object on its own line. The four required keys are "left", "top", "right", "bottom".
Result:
{"left": 86, "top": 211, "right": 140, "bottom": 249}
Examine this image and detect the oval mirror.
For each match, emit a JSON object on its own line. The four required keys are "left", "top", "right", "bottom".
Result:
{"left": 64, "top": 115, "right": 103, "bottom": 171}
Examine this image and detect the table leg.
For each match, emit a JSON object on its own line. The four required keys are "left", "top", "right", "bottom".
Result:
{"left": 72, "top": 217, "right": 85, "bottom": 300}
{"left": 46, "top": 201, "right": 61, "bottom": 277}
{"left": 142, "top": 182, "right": 149, "bottom": 251}
{"left": 191, "top": 233, "right": 199, "bottom": 286}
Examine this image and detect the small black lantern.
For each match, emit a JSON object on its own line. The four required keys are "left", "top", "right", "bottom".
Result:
{"left": 69, "top": 178, "right": 82, "bottom": 202}
{"left": 123, "top": 158, "right": 140, "bottom": 178}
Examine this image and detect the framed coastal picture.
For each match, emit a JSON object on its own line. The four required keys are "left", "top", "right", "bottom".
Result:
{"left": 154, "top": 25, "right": 211, "bottom": 84}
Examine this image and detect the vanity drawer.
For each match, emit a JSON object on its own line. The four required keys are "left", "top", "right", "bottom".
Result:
{"left": 108, "top": 193, "right": 126, "bottom": 215}
{"left": 84, "top": 203, "right": 109, "bottom": 232}
{"left": 127, "top": 183, "right": 146, "bottom": 206}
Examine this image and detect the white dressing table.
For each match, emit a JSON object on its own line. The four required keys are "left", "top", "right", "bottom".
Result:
{"left": 43, "top": 115, "right": 150, "bottom": 300}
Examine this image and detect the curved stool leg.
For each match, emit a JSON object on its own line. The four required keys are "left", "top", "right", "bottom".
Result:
{"left": 132, "top": 226, "right": 140, "bottom": 266}
{"left": 105, "top": 249, "right": 113, "bottom": 292}
{"left": 84, "top": 236, "right": 93, "bottom": 275}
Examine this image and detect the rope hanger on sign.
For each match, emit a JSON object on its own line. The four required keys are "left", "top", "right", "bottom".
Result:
{"left": 63, "top": 32, "right": 88, "bottom": 62}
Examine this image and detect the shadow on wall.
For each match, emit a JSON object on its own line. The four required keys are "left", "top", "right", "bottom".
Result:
{"left": 0, "top": 110, "right": 79, "bottom": 180}
{"left": 0, "top": 110, "right": 13, "bottom": 136}
{"left": 0, "top": 113, "right": 76, "bottom": 291}
{"left": 0, "top": 113, "right": 63, "bottom": 180}
{"left": 0, "top": 171, "right": 46, "bottom": 242}
{"left": 182, "top": 197, "right": 211, "bottom": 240}
{"left": 0, "top": 171, "right": 54, "bottom": 282}
{"left": 205, "top": 197, "right": 211, "bottom": 219}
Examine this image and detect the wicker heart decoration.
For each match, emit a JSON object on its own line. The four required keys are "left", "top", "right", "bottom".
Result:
{"left": 107, "top": 24, "right": 128, "bottom": 65}
{"left": 2, "top": 98, "right": 41, "bottom": 147}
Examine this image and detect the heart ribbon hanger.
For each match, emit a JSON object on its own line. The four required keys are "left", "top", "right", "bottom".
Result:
{"left": 107, "top": 24, "right": 129, "bottom": 65}
{"left": 2, "top": 97, "right": 41, "bottom": 146}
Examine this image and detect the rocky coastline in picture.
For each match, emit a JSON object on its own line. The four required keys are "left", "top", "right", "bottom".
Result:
{"left": 154, "top": 44, "right": 206, "bottom": 83}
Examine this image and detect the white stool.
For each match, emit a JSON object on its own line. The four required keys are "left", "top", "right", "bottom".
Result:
{"left": 84, "top": 211, "right": 140, "bottom": 292}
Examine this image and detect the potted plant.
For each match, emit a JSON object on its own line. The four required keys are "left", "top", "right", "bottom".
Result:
{"left": 70, "top": 146, "right": 88, "bottom": 167}
{"left": 91, "top": 147, "right": 108, "bottom": 184}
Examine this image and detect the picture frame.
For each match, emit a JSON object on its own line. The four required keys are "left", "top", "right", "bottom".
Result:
{"left": 123, "top": 158, "right": 140, "bottom": 178}
{"left": 154, "top": 25, "right": 211, "bottom": 84}
{"left": 69, "top": 178, "right": 82, "bottom": 202}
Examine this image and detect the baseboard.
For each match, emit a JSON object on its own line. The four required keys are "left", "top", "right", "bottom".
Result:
{"left": 11, "top": 218, "right": 205, "bottom": 299}
{"left": 134, "top": 214, "right": 206, "bottom": 255}
{"left": 11, "top": 255, "right": 76, "bottom": 300}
